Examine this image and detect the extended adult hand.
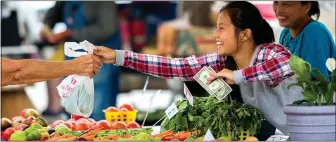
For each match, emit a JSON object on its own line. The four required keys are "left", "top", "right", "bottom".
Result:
{"left": 207, "top": 68, "right": 235, "bottom": 85}
{"left": 41, "top": 29, "right": 72, "bottom": 44}
{"left": 93, "top": 46, "right": 116, "bottom": 64}
{"left": 72, "top": 54, "right": 103, "bottom": 78}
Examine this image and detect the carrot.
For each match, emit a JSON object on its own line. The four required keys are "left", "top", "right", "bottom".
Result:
{"left": 47, "top": 134, "right": 73, "bottom": 140}
{"left": 62, "top": 136, "right": 77, "bottom": 141}
{"left": 174, "top": 131, "right": 191, "bottom": 141}
{"left": 175, "top": 131, "right": 191, "bottom": 137}
{"left": 80, "top": 135, "right": 95, "bottom": 141}
{"left": 81, "top": 127, "right": 102, "bottom": 137}
{"left": 123, "top": 134, "right": 132, "bottom": 138}
{"left": 152, "top": 130, "right": 174, "bottom": 137}
{"left": 97, "top": 135, "right": 120, "bottom": 140}
{"left": 161, "top": 135, "right": 175, "bottom": 141}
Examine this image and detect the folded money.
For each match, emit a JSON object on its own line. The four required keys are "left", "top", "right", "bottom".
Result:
{"left": 193, "top": 66, "right": 232, "bottom": 100}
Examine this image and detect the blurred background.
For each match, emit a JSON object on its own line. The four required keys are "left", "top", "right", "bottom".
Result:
{"left": 1, "top": 1, "right": 335, "bottom": 125}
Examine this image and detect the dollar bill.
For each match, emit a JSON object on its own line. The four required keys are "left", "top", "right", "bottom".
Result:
{"left": 193, "top": 66, "right": 225, "bottom": 95}
{"left": 207, "top": 67, "right": 232, "bottom": 100}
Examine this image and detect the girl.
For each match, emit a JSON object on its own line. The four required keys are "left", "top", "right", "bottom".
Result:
{"left": 94, "top": 1, "right": 303, "bottom": 135}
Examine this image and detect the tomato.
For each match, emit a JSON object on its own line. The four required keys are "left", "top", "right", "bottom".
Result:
{"left": 111, "top": 121, "right": 127, "bottom": 130}
{"left": 106, "top": 106, "right": 118, "bottom": 112}
{"left": 96, "top": 120, "right": 111, "bottom": 130}
{"left": 66, "top": 120, "right": 77, "bottom": 129}
{"left": 73, "top": 122, "right": 90, "bottom": 131}
{"left": 118, "top": 104, "right": 134, "bottom": 111}
{"left": 63, "top": 122, "right": 73, "bottom": 129}
{"left": 126, "top": 122, "right": 141, "bottom": 129}
{"left": 118, "top": 108, "right": 129, "bottom": 112}
{"left": 87, "top": 118, "right": 96, "bottom": 124}
{"left": 53, "top": 120, "right": 65, "bottom": 126}
{"left": 78, "top": 118, "right": 90, "bottom": 122}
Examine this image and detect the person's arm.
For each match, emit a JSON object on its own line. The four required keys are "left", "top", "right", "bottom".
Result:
{"left": 1, "top": 55, "right": 101, "bottom": 86}
{"left": 233, "top": 43, "right": 294, "bottom": 87}
{"left": 94, "top": 46, "right": 226, "bottom": 81}
{"left": 118, "top": 50, "right": 226, "bottom": 81}
{"left": 71, "top": 2, "right": 119, "bottom": 43}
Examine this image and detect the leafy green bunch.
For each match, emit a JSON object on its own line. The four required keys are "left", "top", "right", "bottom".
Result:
{"left": 160, "top": 96, "right": 263, "bottom": 140}
{"left": 289, "top": 55, "right": 335, "bottom": 106}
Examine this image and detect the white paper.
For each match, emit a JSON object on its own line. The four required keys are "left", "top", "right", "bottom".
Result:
{"left": 266, "top": 135, "right": 289, "bottom": 141}
{"left": 204, "top": 129, "right": 215, "bottom": 141}
{"left": 165, "top": 102, "right": 178, "bottom": 120}
{"left": 184, "top": 83, "right": 194, "bottom": 106}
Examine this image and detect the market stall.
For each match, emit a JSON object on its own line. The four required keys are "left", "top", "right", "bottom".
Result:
{"left": 1, "top": 96, "right": 262, "bottom": 141}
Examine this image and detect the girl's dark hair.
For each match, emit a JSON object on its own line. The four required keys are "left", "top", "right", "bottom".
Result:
{"left": 301, "top": 1, "right": 320, "bottom": 20}
{"left": 220, "top": 1, "right": 275, "bottom": 45}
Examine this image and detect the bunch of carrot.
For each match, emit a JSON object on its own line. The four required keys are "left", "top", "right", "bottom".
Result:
{"left": 152, "top": 130, "right": 192, "bottom": 141}
{"left": 77, "top": 127, "right": 103, "bottom": 141}
{"left": 47, "top": 127, "right": 103, "bottom": 141}
{"left": 47, "top": 134, "right": 77, "bottom": 141}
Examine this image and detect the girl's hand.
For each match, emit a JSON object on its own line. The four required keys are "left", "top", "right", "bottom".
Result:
{"left": 93, "top": 46, "right": 116, "bottom": 64}
{"left": 207, "top": 68, "right": 235, "bottom": 85}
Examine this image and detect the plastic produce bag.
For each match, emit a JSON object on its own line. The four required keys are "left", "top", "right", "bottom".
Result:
{"left": 56, "top": 40, "right": 96, "bottom": 117}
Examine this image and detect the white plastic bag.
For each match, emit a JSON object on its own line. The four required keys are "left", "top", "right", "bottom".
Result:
{"left": 56, "top": 40, "right": 96, "bottom": 117}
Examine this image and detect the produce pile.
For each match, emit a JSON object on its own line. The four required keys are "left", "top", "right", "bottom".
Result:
{"left": 0, "top": 104, "right": 146, "bottom": 141}
{"left": 1, "top": 98, "right": 262, "bottom": 141}
{"left": 161, "top": 96, "right": 264, "bottom": 141}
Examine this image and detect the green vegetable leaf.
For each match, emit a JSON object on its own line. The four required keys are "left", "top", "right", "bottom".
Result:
{"left": 327, "top": 82, "right": 334, "bottom": 105}
{"left": 289, "top": 55, "right": 311, "bottom": 82}
{"left": 288, "top": 81, "right": 306, "bottom": 89}
{"left": 302, "top": 88, "right": 317, "bottom": 105}
{"left": 312, "top": 68, "right": 328, "bottom": 83}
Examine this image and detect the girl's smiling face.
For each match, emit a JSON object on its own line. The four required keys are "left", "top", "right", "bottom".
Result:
{"left": 213, "top": 12, "right": 238, "bottom": 56}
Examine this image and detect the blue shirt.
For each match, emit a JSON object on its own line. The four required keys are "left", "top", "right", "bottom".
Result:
{"left": 279, "top": 21, "right": 336, "bottom": 78}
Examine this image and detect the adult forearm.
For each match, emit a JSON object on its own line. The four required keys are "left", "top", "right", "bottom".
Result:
{"left": 7, "top": 60, "right": 77, "bottom": 85}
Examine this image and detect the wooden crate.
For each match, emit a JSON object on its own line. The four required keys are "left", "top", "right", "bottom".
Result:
{"left": 1, "top": 86, "right": 35, "bottom": 118}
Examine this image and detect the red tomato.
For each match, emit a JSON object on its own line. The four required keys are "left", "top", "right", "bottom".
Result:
{"left": 66, "top": 120, "right": 77, "bottom": 129}
{"left": 74, "top": 122, "right": 90, "bottom": 131}
{"left": 111, "top": 121, "right": 127, "bottom": 130}
{"left": 118, "top": 108, "right": 129, "bottom": 112}
{"left": 126, "top": 122, "right": 141, "bottom": 129}
{"left": 94, "top": 120, "right": 111, "bottom": 130}
{"left": 63, "top": 122, "right": 73, "bottom": 130}
{"left": 53, "top": 120, "right": 65, "bottom": 126}
{"left": 87, "top": 118, "right": 96, "bottom": 124}
{"left": 118, "top": 104, "right": 134, "bottom": 111}
{"left": 78, "top": 118, "right": 90, "bottom": 122}
{"left": 106, "top": 106, "right": 118, "bottom": 112}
